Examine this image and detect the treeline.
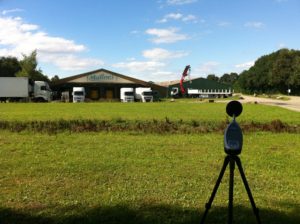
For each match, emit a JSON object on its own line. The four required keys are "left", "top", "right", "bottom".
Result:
{"left": 0, "top": 50, "right": 59, "bottom": 82}
{"left": 239, "top": 48, "right": 300, "bottom": 94}
{"left": 207, "top": 48, "right": 300, "bottom": 95}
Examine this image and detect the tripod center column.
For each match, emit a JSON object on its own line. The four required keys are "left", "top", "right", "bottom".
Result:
{"left": 228, "top": 157, "right": 235, "bottom": 224}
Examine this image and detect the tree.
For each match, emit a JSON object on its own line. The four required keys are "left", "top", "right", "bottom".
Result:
{"left": 238, "top": 48, "right": 300, "bottom": 94}
{"left": 206, "top": 74, "right": 219, "bottom": 82}
{"left": 16, "top": 50, "right": 49, "bottom": 81}
{"left": 51, "top": 75, "right": 60, "bottom": 82}
{"left": 289, "top": 56, "right": 300, "bottom": 94}
{"left": 0, "top": 56, "right": 21, "bottom": 77}
{"left": 219, "top": 73, "right": 238, "bottom": 84}
{"left": 269, "top": 49, "right": 293, "bottom": 93}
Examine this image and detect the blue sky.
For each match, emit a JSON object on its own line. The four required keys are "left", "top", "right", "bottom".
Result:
{"left": 0, "top": 0, "right": 299, "bottom": 81}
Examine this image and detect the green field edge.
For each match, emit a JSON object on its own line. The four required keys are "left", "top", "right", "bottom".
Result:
{"left": 0, "top": 118, "right": 298, "bottom": 134}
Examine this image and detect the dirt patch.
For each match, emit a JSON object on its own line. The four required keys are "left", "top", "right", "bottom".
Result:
{"left": 240, "top": 95, "right": 300, "bottom": 112}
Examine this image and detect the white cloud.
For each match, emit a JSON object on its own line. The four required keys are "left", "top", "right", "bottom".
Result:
{"left": 126, "top": 57, "right": 136, "bottom": 61}
{"left": 278, "top": 43, "right": 286, "bottom": 48}
{"left": 194, "top": 61, "right": 219, "bottom": 75}
{"left": 182, "top": 14, "right": 197, "bottom": 22}
{"left": 0, "top": 16, "right": 103, "bottom": 72}
{"left": 20, "top": 23, "right": 39, "bottom": 31}
{"left": 218, "top": 21, "right": 231, "bottom": 27}
{"left": 130, "top": 30, "right": 140, "bottom": 34}
{"left": 113, "top": 60, "right": 165, "bottom": 73}
{"left": 148, "top": 70, "right": 177, "bottom": 81}
{"left": 142, "top": 48, "right": 188, "bottom": 61}
{"left": 235, "top": 61, "right": 254, "bottom": 70}
{"left": 112, "top": 59, "right": 177, "bottom": 81}
{"left": 41, "top": 54, "right": 103, "bottom": 71}
{"left": 167, "top": 0, "right": 197, "bottom": 5}
{"left": 157, "top": 13, "right": 182, "bottom": 23}
{"left": 112, "top": 47, "right": 188, "bottom": 81}
{"left": 1, "top": 8, "right": 24, "bottom": 15}
{"left": 244, "top": 22, "right": 264, "bottom": 29}
{"left": 157, "top": 13, "right": 198, "bottom": 23}
{"left": 146, "top": 27, "right": 188, "bottom": 44}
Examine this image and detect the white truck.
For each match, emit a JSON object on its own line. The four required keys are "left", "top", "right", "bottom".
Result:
{"left": 120, "top": 87, "right": 134, "bottom": 102}
{"left": 170, "top": 87, "right": 179, "bottom": 97}
{"left": 135, "top": 87, "right": 153, "bottom": 102}
{"left": 0, "top": 77, "right": 52, "bottom": 102}
{"left": 72, "top": 87, "right": 85, "bottom": 103}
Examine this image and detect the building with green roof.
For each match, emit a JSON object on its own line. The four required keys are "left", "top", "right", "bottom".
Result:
{"left": 168, "top": 77, "right": 232, "bottom": 98}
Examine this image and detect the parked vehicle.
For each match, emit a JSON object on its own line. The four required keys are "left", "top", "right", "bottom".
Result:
{"left": 72, "top": 87, "right": 85, "bottom": 102}
{"left": 135, "top": 87, "right": 153, "bottom": 102}
{"left": 120, "top": 87, "right": 134, "bottom": 102}
{"left": 170, "top": 87, "right": 179, "bottom": 98}
{"left": 0, "top": 77, "right": 52, "bottom": 102}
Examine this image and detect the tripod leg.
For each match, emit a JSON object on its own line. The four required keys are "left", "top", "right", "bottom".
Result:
{"left": 228, "top": 157, "right": 235, "bottom": 224}
{"left": 200, "top": 156, "right": 230, "bottom": 224}
{"left": 235, "top": 157, "right": 262, "bottom": 224}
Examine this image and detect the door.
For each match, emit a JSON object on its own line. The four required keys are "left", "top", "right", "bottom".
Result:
{"left": 90, "top": 89, "right": 99, "bottom": 100}
{"left": 106, "top": 90, "right": 113, "bottom": 99}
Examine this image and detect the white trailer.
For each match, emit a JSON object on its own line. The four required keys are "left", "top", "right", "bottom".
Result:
{"left": 0, "top": 77, "right": 52, "bottom": 102}
{"left": 120, "top": 87, "right": 134, "bottom": 102}
{"left": 187, "top": 88, "right": 232, "bottom": 98}
{"left": 135, "top": 87, "right": 153, "bottom": 102}
{"left": 0, "top": 77, "right": 29, "bottom": 98}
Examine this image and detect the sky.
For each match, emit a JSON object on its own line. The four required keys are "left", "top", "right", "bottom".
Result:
{"left": 0, "top": 0, "right": 299, "bottom": 82}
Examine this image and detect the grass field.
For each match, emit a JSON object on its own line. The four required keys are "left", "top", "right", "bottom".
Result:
{"left": 0, "top": 102, "right": 299, "bottom": 124}
{"left": 0, "top": 101, "right": 299, "bottom": 223}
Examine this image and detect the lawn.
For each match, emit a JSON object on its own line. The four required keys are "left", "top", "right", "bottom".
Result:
{"left": 0, "top": 102, "right": 299, "bottom": 124}
{"left": 0, "top": 131, "right": 299, "bottom": 224}
{"left": 0, "top": 101, "right": 299, "bottom": 223}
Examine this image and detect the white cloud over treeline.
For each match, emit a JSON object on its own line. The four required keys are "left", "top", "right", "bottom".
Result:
{"left": 0, "top": 15, "right": 103, "bottom": 72}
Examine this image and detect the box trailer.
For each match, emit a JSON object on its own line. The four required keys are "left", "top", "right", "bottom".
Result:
{"left": 0, "top": 77, "right": 52, "bottom": 102}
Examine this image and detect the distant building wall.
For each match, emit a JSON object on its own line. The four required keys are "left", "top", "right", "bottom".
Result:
{"left": 168, "top": 77, "right": 232, "bottom": 98}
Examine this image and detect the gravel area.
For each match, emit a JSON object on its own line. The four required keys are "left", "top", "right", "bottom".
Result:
{"left": 238, "top": 95, "right": 300, "bottom": 112}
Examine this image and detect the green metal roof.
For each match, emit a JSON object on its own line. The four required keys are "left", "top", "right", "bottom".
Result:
{"left": 168, "top": 77, "right": 231, "bottom": 91}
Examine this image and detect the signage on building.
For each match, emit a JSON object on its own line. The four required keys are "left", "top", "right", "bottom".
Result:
{"left": 69, "top": 71, "right": 134, "bottom": 84}
{"left": 87, "top": 74, "right": 115, "bottom": 82}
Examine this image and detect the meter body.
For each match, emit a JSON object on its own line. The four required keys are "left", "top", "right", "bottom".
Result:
{"left": 224, "top": 119, "right": 243, "bottom": 155}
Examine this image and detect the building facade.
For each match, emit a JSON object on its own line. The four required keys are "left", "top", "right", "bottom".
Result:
{"left": 168, "top": 77, "right": 232, "bottom": 98}
{"left": 51, "top": 69, "right": 167, "bottom": 101}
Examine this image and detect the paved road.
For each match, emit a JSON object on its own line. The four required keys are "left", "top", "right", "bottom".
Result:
{"left": 239, "top": 95, "right": 300, "bottom": 112}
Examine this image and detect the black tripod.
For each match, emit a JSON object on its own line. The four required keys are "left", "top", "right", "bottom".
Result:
{"left": 200, "top": 155, "right": 261, "bottom": 224}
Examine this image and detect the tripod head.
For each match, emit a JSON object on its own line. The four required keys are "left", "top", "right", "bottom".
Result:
{"left": 224, "top": 101, "right": 243, "bottom": 155}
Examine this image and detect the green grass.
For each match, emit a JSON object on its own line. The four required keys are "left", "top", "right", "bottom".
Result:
{"left": 0, "top": 131, "right": 299, "bottom": 223}
{"left": 0, "top": 102, "right": 299, "bottom": 124}
{"left": 0, "top": 101, "right": 299, "bottom": 223}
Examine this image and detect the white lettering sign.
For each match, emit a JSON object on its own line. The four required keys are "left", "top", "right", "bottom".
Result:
{"left": 87, "top": 74, "right": 116, "bottom": 82}
{"left": 69, "top": 72, "right": 135, "bottom": 84}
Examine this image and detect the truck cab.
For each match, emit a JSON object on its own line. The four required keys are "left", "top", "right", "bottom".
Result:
{"left": 170, "top": 87, "right": 179, "bottom": 98}
{"left": 135, "top": 87, "right": 153, "bottom": 102}
{"left": 72, "top": 87, "right": 85, "bottom": 103}
{"left": 120, "top": 88, "right": 134, "bottom": 102}
{"left": 33, "top": 81, "right": 52, "bottom": 102}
